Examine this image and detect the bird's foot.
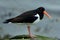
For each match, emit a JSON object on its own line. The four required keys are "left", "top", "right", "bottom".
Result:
{"left": 29, "top": 34, "right": 36, "bottom": 38}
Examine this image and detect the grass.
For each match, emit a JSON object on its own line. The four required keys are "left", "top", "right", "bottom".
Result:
{"left": 1, "top": 35, "right": 57, "bottom": 40}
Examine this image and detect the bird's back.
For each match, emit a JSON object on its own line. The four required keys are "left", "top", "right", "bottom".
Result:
{"left": 3, "top": 10, "right": 38, "bottom": 23}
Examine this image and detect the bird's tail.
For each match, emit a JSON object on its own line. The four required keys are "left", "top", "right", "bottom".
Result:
{"left": 3, "top": 19, "right": 12, "bottom": 23}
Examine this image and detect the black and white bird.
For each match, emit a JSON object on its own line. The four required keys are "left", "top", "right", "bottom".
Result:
{"left": 3, "top": 7, "right": 51, "bottom": 38}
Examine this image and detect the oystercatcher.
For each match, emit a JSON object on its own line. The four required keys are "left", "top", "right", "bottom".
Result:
{"left": 3, "top": 7, "right": 51, "bottom": 38}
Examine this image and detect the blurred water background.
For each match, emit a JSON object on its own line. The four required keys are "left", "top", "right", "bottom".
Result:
{"left": 0, "top": 0, "right": 60, "bottom": 39}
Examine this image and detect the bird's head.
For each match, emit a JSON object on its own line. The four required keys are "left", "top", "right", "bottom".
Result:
{"left": 36, "top": 7, "right": 51, "bottom": 20}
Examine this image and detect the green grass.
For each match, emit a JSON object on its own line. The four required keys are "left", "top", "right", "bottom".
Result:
{"left": 2, "top": 35, "right": 57, "bottom": 40}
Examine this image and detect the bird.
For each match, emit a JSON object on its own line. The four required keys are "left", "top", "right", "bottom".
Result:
{"left": 3, "top": 7, "right": 51, "bottom": 38}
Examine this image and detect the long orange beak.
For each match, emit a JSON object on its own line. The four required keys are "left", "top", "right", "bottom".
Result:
{"left": 43, "top": 11, "right": 51, "bottom": 18}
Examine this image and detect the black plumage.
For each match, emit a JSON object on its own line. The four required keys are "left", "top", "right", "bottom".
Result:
{"left": 3, "top": 7, "right": 45, "bottom": 23}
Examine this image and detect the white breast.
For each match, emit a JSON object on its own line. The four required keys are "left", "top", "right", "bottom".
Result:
{"left": 33, "top": 14, "right": 40, "bottom": 24}
{"left": 8, "top": 22, "right": 12, "bottom": 24}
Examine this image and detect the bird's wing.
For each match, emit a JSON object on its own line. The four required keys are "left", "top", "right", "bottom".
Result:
{"left": 11, "top": 10, "right": 36, "bottom": 22}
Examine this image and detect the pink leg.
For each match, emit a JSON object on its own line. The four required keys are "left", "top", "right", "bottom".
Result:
{"left": 27, "top": 24, "right": 33, "bottom": 38}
